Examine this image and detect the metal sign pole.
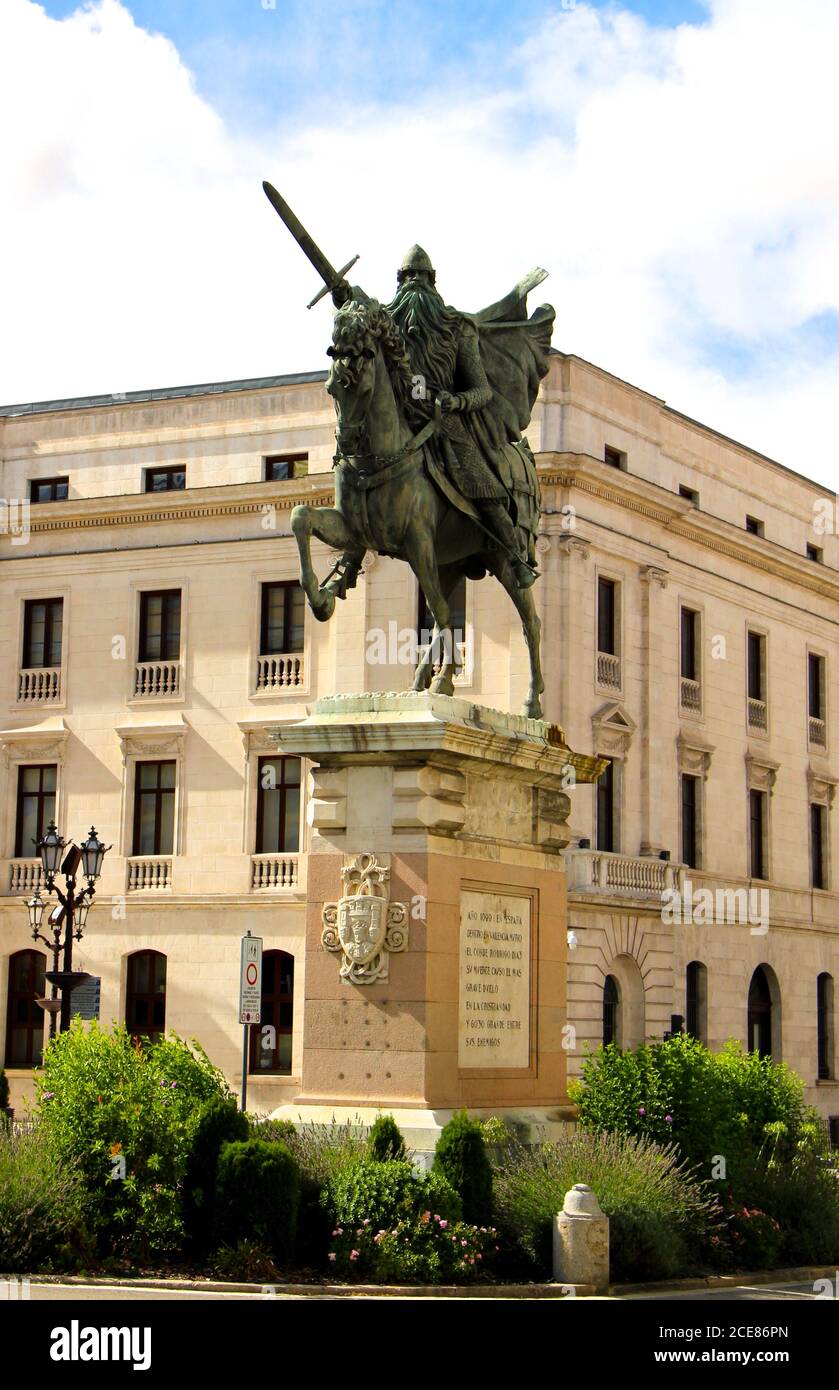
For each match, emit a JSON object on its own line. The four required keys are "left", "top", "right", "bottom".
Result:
{"left": 238, "top": 930, "right": 262, "bottom": 1114}
{"left": 241, "top": 1022, "right": 249, "bottom": 1113}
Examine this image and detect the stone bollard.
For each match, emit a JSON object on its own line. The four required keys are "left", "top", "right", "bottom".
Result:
{"left": 553, "top": 1183, "right": 610, "bottom": 1293}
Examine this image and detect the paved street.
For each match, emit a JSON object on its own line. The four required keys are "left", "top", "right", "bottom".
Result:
{"left": 623, "top": 1281, "right": 827, "bottom": 1301}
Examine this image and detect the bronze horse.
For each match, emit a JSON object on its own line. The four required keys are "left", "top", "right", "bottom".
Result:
{"left": 290, "top": 299, "right": 545, "bottom": 718}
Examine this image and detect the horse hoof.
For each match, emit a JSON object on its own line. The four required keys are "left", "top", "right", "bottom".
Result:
{"left": 522, "top": 698, "right": 543, "bottom": 719}
{"left": 430, "top": 674, "right": 455, "bottom": 697}
{"left": 311, "top": 589, "right": 336, "bottom": 622}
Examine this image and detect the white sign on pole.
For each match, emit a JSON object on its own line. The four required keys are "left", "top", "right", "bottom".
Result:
{"left": 239, "top": 934, "right": 263, "bottom": 1024}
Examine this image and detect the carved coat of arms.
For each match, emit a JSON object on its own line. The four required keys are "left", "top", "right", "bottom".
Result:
{"left": 322, "top": 853, "right": 408, "bottom": 985}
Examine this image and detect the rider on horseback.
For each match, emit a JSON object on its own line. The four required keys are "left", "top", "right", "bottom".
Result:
{"left": 331, "top": 246, "right": 542, "bottom": 594}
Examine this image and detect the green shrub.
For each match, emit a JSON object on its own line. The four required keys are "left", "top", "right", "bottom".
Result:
{"left": 249, "top": 1117, "right": 298, "bottom": 1146}
{"left": 214, "top": 1139, "right": 300, "bottom": 1262}
{"left": 329, "top": 1211, "right": 498, "bottom": 1284}
{"left": 432, "top": 1111, "right": 493, "bottom": 1225}
{"left": 491, "top": 1128, "right": 720, "bottom": 1281}
{"left": 183, "top": 1097, "right": 250, "bottom": 1252}
{"left": 280, "top": 1121, "right": 380, "bottom": 1267}
{"left": 571, "top": 1035, "right": 810, "bottom": 1186}
{"left": 213, "top": 1239, "right": 280, "bottom": 1283}
{"left": 326, "top": 1157, "right": 462, "bottom": 1237}
{"left": 0, "top": 1124, "right": 91, "bottom": 1273}
{"left": 368, "top": 1114, "right": 407, "bottom": 1163}
{"left": 727, "top": 1153, "right": 839, "bottom": 1268}
{"left": 0, "top": 1069, "right": 9, "bottom": 1112}
{"left": 36, "top": 1020, "right": 232, "bottom": 1259}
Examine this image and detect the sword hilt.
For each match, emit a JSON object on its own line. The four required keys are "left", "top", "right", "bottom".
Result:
{"left": 307, "top": 255, "right": 360, "bottom": 310}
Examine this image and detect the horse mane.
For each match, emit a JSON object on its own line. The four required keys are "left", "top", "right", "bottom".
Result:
{"left": 328, "top": 300, "right": 424, "bottom": 422}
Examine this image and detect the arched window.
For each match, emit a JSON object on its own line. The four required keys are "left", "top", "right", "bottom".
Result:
{"left": 747, "top": 966, "right": 773, "bottom": 1059}
{"left": 686, "top": 961, "right": 708, "bottom": 1043}
{"left": 818, "top": 973, "right": 834, "bottom": 1081}
{"left": 125, "top": 950, "right": 167, "bottom": 1045}
{"left": 250, "top": 950, "right": 294, "bottom": 1075}
{"left": 5, "top": 949, "right": 46, "bottom": 1066}
{"left": 603, "top": 975, "right": 620, "bottom": 1047}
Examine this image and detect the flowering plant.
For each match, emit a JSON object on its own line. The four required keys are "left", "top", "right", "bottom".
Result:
{"left": 328, "top": 1211, "right": 499, "bottom": 1284}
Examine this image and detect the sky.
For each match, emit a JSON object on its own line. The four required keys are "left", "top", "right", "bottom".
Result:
{"left": 2, "top": 0, "right": 838, "bottom": 487}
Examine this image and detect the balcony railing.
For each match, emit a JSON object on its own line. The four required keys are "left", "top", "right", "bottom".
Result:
{"left": 255, "top": 653, "right": 305, "bottom": 692}
{"left": 250, "top": 853, "right": 300, "bottom": 890}
{"left": 597, "top": 651, "right": 621, "bottom": 690}
{"left": 564, "top": 848, "right": 681, "bottom": 898}
{"left": 127, "top": 856, "right": 172, "bottom": 891}
{"left": 680, "top": 676, "right": 701, "bottom": 713}
{"left": 17, "top": 667, "right": 62, "bottom": 704}
{"left": 748, "top": 697, "right": 768, "bottom": 731}
{"left": 8, "top": 859, "right": 43, "bottom": 895}
{"left": 809, "top": 715, "right": 827, "bottom": 747}
{"left": 133, "top": 660, "right": 180, "bottom": 699}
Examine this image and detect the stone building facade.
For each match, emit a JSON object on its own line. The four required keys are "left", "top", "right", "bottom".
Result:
{"left": 1, "top": 353, "right": 837, "bottom": 1127}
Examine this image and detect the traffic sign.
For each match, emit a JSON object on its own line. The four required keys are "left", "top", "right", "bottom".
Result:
{"left": 239, "top": 933, "right": 263, "bottom": 1024}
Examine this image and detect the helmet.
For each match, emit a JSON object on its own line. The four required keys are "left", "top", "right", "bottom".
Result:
{"left": 397, "top": 244, "right": 436, "bottom": 284}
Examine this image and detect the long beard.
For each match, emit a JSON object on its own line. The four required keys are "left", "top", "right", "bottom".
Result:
{"left": 387, "top": 284, "right": 460, "bottom": 391}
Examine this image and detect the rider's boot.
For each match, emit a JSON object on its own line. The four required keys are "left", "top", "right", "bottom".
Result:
{"left": 478, "top": 501, "right": 539, "bottom": 590}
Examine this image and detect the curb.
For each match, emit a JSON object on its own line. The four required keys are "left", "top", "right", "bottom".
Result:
{"left": 27, "top": 1274, "right": 597, "bottom": 1299}
{"left": 611, "top": 1265, "right": 837, "bottom": 1296}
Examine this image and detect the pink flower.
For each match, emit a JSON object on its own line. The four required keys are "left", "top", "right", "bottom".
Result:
{"left": 327, "top": 1253, "right": 336, "bottom": 1262}
{"left": 638, "top": 1106, "right": 645, "bottom": 1115}
{"left": 665, "top": 1114, "right": 673, "bottom": 1124}
{"left": 439, "top": 1220, "right": 448, "bottom": 1230}
{"left": 350, "top": 1250, "right": 359, "bottom": 1261}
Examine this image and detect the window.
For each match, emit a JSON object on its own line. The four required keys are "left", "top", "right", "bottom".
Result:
{"left": 5, "top": 950, "right": 46, "bottom": 1066}
{"left": 256, "top": 757, "right": 301, "bottom": 854}
{"left": 818, "top": 973, "right": 834, "bottom": 1081}
{"left": 811, "top": 802, "right": 827, "bottom": 890}
{"left": 681, "top": 774, "right": 700, "bottom": 868}
{"left": 747, "top": 966, "right": 773, "bottom": 1058}
{"left": 604, "top": 446, "right": 625, "bottom": 469}
{"left": 125, "top": 951, "right": 167, "bottom": 1045}
{"left": 747, "top": 631, "right": 765, "bottom": 700}
{"left": 680, "top": 608, "right": 699, "bottom": 682}
{"left": 686, "top": 961, "right": 707, "bottom": 1043}
{"left": 260, "top": 582, "right": 305, "bottom": 656}
{"left": 749, "top": 788, "right": 767, "bottom": 879}
{"left": 418, "top": 577, "right": 467, "bottom": 643}
{"left": 679, "top": 485, "right": 698, "bottom": 505}
{"left": 807, "top": 543, "right": 823, "bottom": 563}
{"left": 596, "top": 760, "right": 615, "bottom": 853}
{"left": 597, "top": 578, "right": 617, "bottom": 656}
{"left": 139, "top": 591, "right": 181, "bottom": 663}
{"left": 30, "top": 477, "right": 68, "bottom": 503}
{"left": 809, "top": 653, "right": 825, "bottom": 720}
{"left": 14, "top": 764, "right": 57, "bottom": 858}
{"left": 145, "top": 467, "right": 186, "bottom": 493}
{"left": 249, "top": 950, "right": 294, "bottom": 1075}
{"left": 745, "top": 515, "right": 764, "bottom": 536}
{"left": 264, "top": 454, "right": 308, "bottom": 482}
{"left": 133, "top": 761, "right": 176, "bottom": 856}
{"left": 603, "top": 975, "right": 619, "bottom": 1046}
{"left": 22, "top": 598, "right": 63, "bottom": 668}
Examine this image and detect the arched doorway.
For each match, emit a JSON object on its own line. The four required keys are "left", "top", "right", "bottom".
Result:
{"left": 603, "top": 975, "right": 619, "bottom": 1046}
{"left": 601, "top": 954, "right": 645, "bottom": 1050}
{"left": 747, "top": 965, "right": 774, "bottom": 1058}
{"left": 125, "top": 950, "right": 167, "bottom": 1045}
{"left": 5, "top": 949, "right": 46, "bottom": 1066}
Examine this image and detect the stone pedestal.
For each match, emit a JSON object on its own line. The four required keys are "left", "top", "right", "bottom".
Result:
{"left": 553, "top": 1183, "right": 610, "bottom": 1293}
{"left": 269, "top": 693, "right": 604, "bottom": 1147}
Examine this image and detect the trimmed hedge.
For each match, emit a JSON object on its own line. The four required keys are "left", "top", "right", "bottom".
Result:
{"left": 432, "top": 1111, "right": 493, "bottom": 1225}
{"left": 214, "top": 1139, "right": 300, "bottom": 1261}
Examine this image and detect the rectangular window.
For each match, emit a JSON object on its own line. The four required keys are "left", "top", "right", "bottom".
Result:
{"left": 14, "top": 764, "right": 57, "bottom": 858}
{"left": 745, "top": 515, "right": 764, "bottom": 536}
{"left": 811, "top": 803, "right": 827, "bottom": 890}
{"left": 256, "top": 757, "right": 302, "bottom": 854}
{"left": 260, "top": 582, "right": 305, "bottom": 655}
{"left": 30, "top": 477, "right": 69, "bottom": 503}
{"left": 681, "top": 774, "right": 699, "bottom": 868}
{"left": 597, "top": 578, "right": 617, "bottom": 656}
{"left": 807, "top": 543, "right": 823, "bottom": 562}
{"left": 680, "top": 608, "right": 699, "bottom": 682}
{"left": 138, "top": 591, "right": 181, "bottom": 662}
{"left": 679, "top": 484, "right": 699, "bottom": 505}
{"left": 749, "top": 789, "right": 767, "bottom": 880}
{"left": 596, "top": 760, "right": 615, "bottom": 853}
{"left": 145, "top": 467, "right": 186, "bottom": 493}
{"left": 809, "top": 653, "right": 825, "bottom": 720}
{"left": 747, "top": 630, "right": 765, "bottom": 701}
{"left": 22, "top": 598, "right": 63, "bottom": 668}
{"left": 818, "top": 975, "right": 832, "bottom": 1081}
{"left": 133, "top": 761, "right": 176, "bottom": 856}
{"left": 264, "top": 454, "right": 308, "bottom": 482}
{"left": 604, "top": 446, "right": 625, "bottom": 469}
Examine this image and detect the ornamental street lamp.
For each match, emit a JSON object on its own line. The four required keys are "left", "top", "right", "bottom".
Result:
{"left": 25, "top": 823, "right": 111, "bottom": 1037}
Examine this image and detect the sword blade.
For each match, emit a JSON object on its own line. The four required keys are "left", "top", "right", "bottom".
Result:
{"left": 262, "top": 181, "right": 338, "bottom": 289}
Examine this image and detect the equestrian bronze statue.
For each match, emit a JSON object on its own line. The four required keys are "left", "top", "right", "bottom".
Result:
{"left": 263, "top": 181, "right": 555, "bottom": 719}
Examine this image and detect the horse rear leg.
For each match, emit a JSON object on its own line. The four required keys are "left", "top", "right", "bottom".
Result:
{"left": 290, "top": 504, "right": 358, "bottom": 623}
{"left": 413, "top": 563, "right": 464, "bottom": 693}
{"left": 405, "top": 542, "right": 455, "bottom": 696}
{"left": 491, "top": 554, "right": 545, "bottom": 719}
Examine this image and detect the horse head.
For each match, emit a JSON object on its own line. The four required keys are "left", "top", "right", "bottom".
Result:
{"left": 327, "top": 299, "right": 415, "bottom": 459}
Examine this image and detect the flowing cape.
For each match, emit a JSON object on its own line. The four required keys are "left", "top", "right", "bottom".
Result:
{"left": 467, "top": 271, "right": 556, "bottom": 453}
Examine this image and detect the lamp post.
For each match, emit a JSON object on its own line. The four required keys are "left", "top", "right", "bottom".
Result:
{"left": 25, "top": 823, "right": 110, "bottom": 1037}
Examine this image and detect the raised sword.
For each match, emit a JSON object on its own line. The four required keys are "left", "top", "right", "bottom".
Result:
{"left": 262, "top": 180, "right": 360, "bottom": 309}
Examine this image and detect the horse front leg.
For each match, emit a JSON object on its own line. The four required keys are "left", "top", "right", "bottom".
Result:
{"left": 290, "top": 504, "right": 357, "bottom": 623}
{"left": 406, "top": 543, "right": 455, "bottom": 696}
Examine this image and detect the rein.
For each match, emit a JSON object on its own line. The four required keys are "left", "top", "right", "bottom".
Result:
{"left": 332, "top": 401, "right": 442, "bottom": 486}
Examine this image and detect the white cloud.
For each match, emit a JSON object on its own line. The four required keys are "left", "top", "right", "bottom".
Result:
{"left": 1, "top": 0, "right": 838, "bottom": 487}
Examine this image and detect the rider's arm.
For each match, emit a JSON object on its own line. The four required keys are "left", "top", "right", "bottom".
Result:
{"left": 452, "top": 321, "right": 492, "bottom": 413}
{"left": 332, "top": 280, "right": 370, "bottom": 309}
